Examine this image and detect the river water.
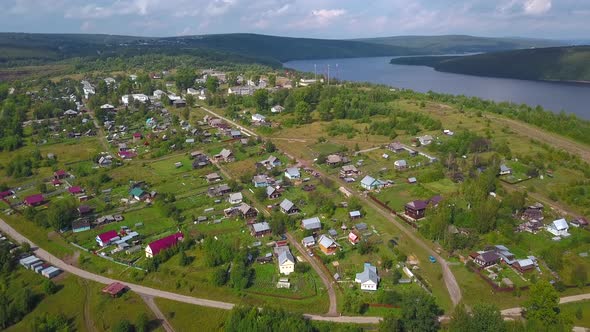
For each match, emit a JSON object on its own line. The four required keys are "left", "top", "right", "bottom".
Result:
{"left": 284, "top": 56, "right": 590, "bottom": 119}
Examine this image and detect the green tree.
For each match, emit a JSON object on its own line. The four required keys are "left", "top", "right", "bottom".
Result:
{"left": 253, "top": 89, "right": 269, "bottom": 112}
{"left": 379, "top": 314, "right": 402, "bottom": 332}
{"left": 43, "top": 279, "right": 58, "bottom": 295}
{"left": 400, "top": 290, "right": 440, "bottom": 332}
{"left": 135, "top": 313, "right": 149, "bottom": 332}
{"left": 175, "top": 68, "right": 196, "bottom": 91}
{"left": 185, "top": 94, "right": 195, "bottom": 107}
{"left": 524, "top": 281, "right": 562, "bottom": 326}
{"left": 211, "top": 267, "right": 228, "bottom": 286}
{"left": 205, "top": 76, "right": 219, "bottom": 93}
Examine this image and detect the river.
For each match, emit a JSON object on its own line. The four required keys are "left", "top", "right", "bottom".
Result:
{"left": 284, "top": 56, "right": 590, "bottom": 119}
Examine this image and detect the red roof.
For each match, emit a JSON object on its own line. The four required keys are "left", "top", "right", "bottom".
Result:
{"left": 68, "top": 186, "right": 83, "bottom": 194}
{"left": 102, "top": 282, "right": 127, "bottom": 295}
{"left": 147, "top": 232, "right": 183, "bottom": 256}
{"left": 97, "top": 230, "right": 119, "bottom": 243}
{"left": 24, "top": 194, "right": 44, "bottom": 205}
{"left": 0, "top": 191, "right": 12, "bottom": 199}
{"left": 51, "top": 179, "right": 62, "bottom": 185}
{"left": 119, "top": 151, "right": 137, "bottom": 159}
{"left": 54, "top": 170, "right": 66, "bottom": 176}
{"left": 133, "top": 132, "right": 142, "bottom": 138}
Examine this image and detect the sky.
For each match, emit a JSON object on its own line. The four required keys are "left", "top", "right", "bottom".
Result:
{"left": 1, "top": 0, "right": 589, "bottom": 40}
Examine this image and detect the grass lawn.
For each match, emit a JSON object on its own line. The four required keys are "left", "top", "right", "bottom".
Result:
{"left": 155, "top": 298, "right": 228, "bottom": 332}
{"left": 560, "top": 300, "right": 590, "bottom": 328}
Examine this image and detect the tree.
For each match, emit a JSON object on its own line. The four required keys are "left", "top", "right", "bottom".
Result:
{"left": 400, "top": 290, "right": 440, "bottom": 332}
{"left": 185, "top": 94, "right": 195, "bottom": 107}
{"left": 254, "top": 187, "right": 267, "bottom": 202}
{"left": 379, "top": 314, "right": 402, "bottom": 332}
{"left": 175, "top": 68, "right": 196, "bottom": 91}
{"left": 265, "top": 140, "right": 276, "bottom": 153}
{"left": 470, "top": 303, "right": 506, "bottom": 332}
{"left": 112, "top": 319, "right": 134, "bottom": 332}
{"left": 211, "top": 267, "right": 228, "bottom": 286}
{"left": 253, "top": 89, "right": 269, "bottom": 112}
{"left": 524, "top": 281, "right": 561, "bottom": 326}
{"left": 206, "top": 76, "right": 219, "bottom": 93}
{"left": 135, "top": 313, "right": 149, "bottom": 332}
{"left": 178, "top": 249, "right": 190, "bottom": 266}
{"left": 43, "top": 279, "right": 58, "bottom": 295}
{"left": 391, "top": 269, "right": 402, "bottom": 284}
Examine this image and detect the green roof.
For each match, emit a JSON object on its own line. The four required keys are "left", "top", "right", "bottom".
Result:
{"left": 130, "top": 187, "right": 145, "bottom": 197}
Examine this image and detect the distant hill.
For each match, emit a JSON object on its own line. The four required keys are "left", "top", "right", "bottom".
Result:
{"left": 390, "top": 46, "right": 590, "bottom": 82}
{"left": 357, "top": 35, "right": 565, "bottom": 54}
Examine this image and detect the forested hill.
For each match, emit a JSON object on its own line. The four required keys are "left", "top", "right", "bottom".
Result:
{"left": 357, "top": 35, "right": 565, "bottom": 54}
{"left": 390, "top": 46, "right": 590, "bottom": 82}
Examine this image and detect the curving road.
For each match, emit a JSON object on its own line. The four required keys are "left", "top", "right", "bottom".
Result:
{"left": 501, "top": 293, "right": 590, "bottom": 317}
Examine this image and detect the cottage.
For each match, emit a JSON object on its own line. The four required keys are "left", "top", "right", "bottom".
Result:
{"left": 252, "top": 175, "right": 269, "bottom": 188}
{"left": 394, "top": 159, "right": 408, "bottom": 170}
{"left": 513, "top": 258, "right": 536, "bottom": 273}
{"left": 24, "top": 194, "right": 45, "bottom": 207}
{"left": 278, "top": 250, "right": 295, "bottom": 275}
{"left": 230, "top": 130, "right": 242, "bottom": 139}
{"left": 405, "top": 200, "right": 428, "bottom": 220}
{"left": 72, "top": 220, "right": 91, "bottom": 233}
{"left": 517, "top": 219, "right": 544, "bottom": 234}
{"left": 340, "top": 165, "right": 359, "bottom": 177}
{"left": 130, "top": 187, "right": 146, "bottom": 201}
{"left": 302, "top": 236, "right": 316, "bottom": 247}
{"left": 326, "top": 154, "right": 342, "bottom": 166}
{"left": 54, "top": 170, "right": 68, "bottom": 179}
{"left": 77, "top": 205, "right": 93, "bottom": 216}
{"left": 251, "top": 222, "right": 271, "bottom": 237}
{"left": 228, "top": 192, "right": 243, "bottom": 204}
{"left": 348, "top": 232, "right": 360, "bottom": 245}
{"left": 102, "top": 282, "right": 127, "bottom": 298}
{"left": 360, "top": 176, "right": 385, "bottom": 191}
{"left": 499, "top": 164, "right": 512, "bottom": 176}
{"left": 266, "top": 186, "right": 282, "bottom": 199}
{"left": 408, "top": 177, "right": 417, "bottom": 184}
{"left": 388, "top": 142, "right": 405, "bottom": 153}
{"left": 546, "top": 218, "right": 570, "bottom": 237}
{"left": 418, "top": 135, "right": 433, "bottom": 146}
{"left": 318, "top": 235, "right": 338, "bottom": 255}
{"left": 96, "top": 230, "right": 120, "bottom": 247}
{"left": 280, "top": 199, "right": 300, "bottom": 215}
{"left": 471, "top": 250, "right": 500, "bottom": 267}
{"left": 271, "top": 105, "right": 284, "bottom": 113}
{"left": 145, "top": 232, "right": 184, "bottom": 258}
{"left": 238, "top": 203, "right": 258, "bottom": 219}
{"left": 285, "top": 167, "right": 301, "bottom": 180}
{"left": 173, "top": 99, "right": 187, "bottom": 108}
{"left": 192, "top": 154, "right": 210, "bottom": 169}
{"left": 206, "top": 172, "right": 222, "bottom": 183}
{"left": 215, "top": 149, "right": 234, "bottom": 162}
{"left": 251, "top": 114, "right": 267, "bottom": 123}
{"left": 301, "top": 217, "right": 322, "bottom": 231}
{"left": 100, "top": 104, "right": 115, "bottom": 111}
{"left": 259, "top": 155, "right": 281, "bottom": 169}
{"left": 68, "top": 186, "right": 84, "bottom": 195}
{"left": 208, "top": 184, "right": 231, "bottom": 197}
{"left": 355, "top": 263, "right": 380, "bottom": 291}
{"left": 349, "top": 210, "right": 362, "bottom": 219}
{"left": 571, "top": 217, "right": 589, "bottom": 228}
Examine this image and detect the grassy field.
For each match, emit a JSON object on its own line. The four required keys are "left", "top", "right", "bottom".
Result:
{"left": 560, "top": 300, "right": 590, "bottom": 328}
{"left": 155, "top": 298, "right": 228, "bottom": 332}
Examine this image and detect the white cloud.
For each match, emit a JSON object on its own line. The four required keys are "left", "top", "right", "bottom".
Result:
{"left": 311, "top": 9, "right": 346, "bottom": 20}
{"left": 523, "top": 0, "right": 552, "bottom": 15}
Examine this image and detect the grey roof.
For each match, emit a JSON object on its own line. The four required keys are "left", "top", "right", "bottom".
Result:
{"left": 238, "top": 203, "right": 253, "bottom": 214}
{"left": 230, "top": 130, "right": 242, "bottom": 136}
{"left": 302, "top": 217, "right": 321, "bottom": 230}
{"left": 266, "top": 186, "right": 276, "bottom": 196}
{"left": 280, "top": 199, "right": 294, "bottom": 211}
{"left": 253, "top": 175, "right": 267, "bottom": 183}
{"left": 302, "top": 236, "right": 315, "bottom": 245}
{"left": 252, "top": 222, "right": 270, "bottom": 233}
{"left": 500, "top": 164, "right": 511, "bottom": 172}
{"left": 328, "top": 229, "right": 338, "bottom": 237}
{"left": 350, "top": 210, "right": 361, "bottom": 218}
{"left": 318, "top": 234, "right": 336, "bottom": 248}
{"left": 355, "top": 223, "right": 368, "bottom": 231}
{"left": 355, "top": 263, "right": 380, "bottom": 284}
{"left": 278, "top": 250, "right": 295, "bottom": 265}
{"left": 229, "top": 192, "right": 243, "bottom": 202}
{"left": 285, "top": 167, "right": 300, "bottom": 177}
{"left": 551, "top": 218, "right": 569, "bottom": 230}
{"left": 395, "top": 160, "right": 407, "bottom": 167}
{"left": 220, "top": 149, "right": 232, "bottom": 158}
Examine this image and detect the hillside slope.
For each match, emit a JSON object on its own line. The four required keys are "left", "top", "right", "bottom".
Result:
{"left": 390, "top": 46, "right": 590, "bottom": 82}
{"left": 358, "top": 35, "right": 565, "bottom": 54}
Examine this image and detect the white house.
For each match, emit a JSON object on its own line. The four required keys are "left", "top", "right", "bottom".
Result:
{"left": 285, "top": 167, "right": 301, "bottom": 180}
{"left": 271, "top": 105, "right": 284, "bottom": 113}
{"left": 278, "top": 250, "right": 295, "bottom": 275}
{"left": 499, "top": 164, "right": 512, "bottom": 176}
{"left": 252, "top": 114, "right": 266, "bottom": 123}
{"left": 355, "top": 263, "right": 380, "bottom": 291}
{"left": 153, "top": 90, "right": 166, "bottom": 99}
{"left": 122, "top": 94, "right": 149, "bottom": 105}
{"left": 418, "top": 135, "right": 433, "bottom": 146}
{"left": 546, "top": 218, "right": 570, "bottom": 237}
{"left": 360, "top": 175, "right": 385, "bottom": 191}
{"left": 228, "top": 192, "right": 243, "bottom": 205}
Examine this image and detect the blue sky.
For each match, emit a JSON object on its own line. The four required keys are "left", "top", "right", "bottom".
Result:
{"left": 1, "top": 0, "right": 589, "bottom": 39}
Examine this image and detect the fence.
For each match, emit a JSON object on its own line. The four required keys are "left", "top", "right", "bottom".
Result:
{"left": 367, "top": 194, "right": 417, "bottom": 229}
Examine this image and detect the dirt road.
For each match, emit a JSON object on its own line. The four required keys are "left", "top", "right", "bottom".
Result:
{"left": 501, "top": 293, "right": 590, "bottom": 317}
{"left": 140, "top": 294, "right": 175, "bottom": 332}
{"left": 286, "top": 232, "right": 338, "bottom": 316}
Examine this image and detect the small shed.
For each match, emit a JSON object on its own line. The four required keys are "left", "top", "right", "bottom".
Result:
{"left": 102, "top": 282, "right": 128, "bottom": 297}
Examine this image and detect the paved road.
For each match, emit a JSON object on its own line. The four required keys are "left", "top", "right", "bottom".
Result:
{"left": 199, "top": 105, "right": 258, "bottom": 138}
{"left": 286, "top": 232, "right": 338, "bottom": 316}
{"left": 140, "top": 294, "right": 175, "bottom": 332}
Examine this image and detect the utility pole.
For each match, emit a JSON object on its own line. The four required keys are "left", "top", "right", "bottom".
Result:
{"left": 314, "top": 64, "right": 317, "bottom": 81}
{"left": 327, "top": 64, "right": 330, "bottom": 85}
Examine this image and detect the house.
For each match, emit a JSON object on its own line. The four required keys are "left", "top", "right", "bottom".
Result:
{"left": 130, "top": 187, "right": 147, "bottom": 201}
{"left": 102, "top": 282, "right": 127, "bottom": 298}
{"left": 301, "top": 217, "right": 322, "bottom": 231}
{"left": 522, "top": 204, "right": 544, "bottom": 221}
{"left": 280, "top": 199, "right": 300, "bottom": 215}
{"left": 230, "top": 130, "right": 242, "bottom": 139}
{"left": 238, "top": 203, "right": 258, "bottom": 219}
{"left": 517, "top": 219, "right": 544, "bottom": 234}
{"left": 251, "top": 222, "right": 271, "bottom": 237}
{"left": 360, "top": 175, "right": 385, "bottom": 191}
{"left": 96, "top": 230, "right": 120, "bottom": 247}
{"left": 318, "top": 235, "right": 338, "bottom": 255}
{"left": 418, "top": 135, "right": 433, "bottom": 146}
{"left": 471, "top": 250, "right": 500, "bottom": 267}
{"left": 349, "top": 210, "right": 362, "bottom": 219}
{"left": 394, "top": 159, "right": 407, "bottom": 170}
{"left": 228, "top": 192, "right": 243, "bottom": 204}
{"left": 145, "top": 232, "right": 184, "bottom": 258}
{"left": 215, "top": 149, "right": 234, "bottom": 163}
{"left": 340, "top": 165, "right": 359, "bottom": 177}
{"left": 278, "top": 250, "right": 295, "bottom": 275}
{"left": 100, "top": 104, "right": 115, "bottom": 111}
{"left": 266, "top": 186, "right": 282, "bottom": 199}
{"left": 259, "top": 155, "right": 281, "bottom": 169}
{"left": 132, "top": 132, "right": 142, "bottom": 142}
{"left": 252, "top": 114, "right": 267, "bottom": 123}
{"left": 64, "top": 109, "right": 78, "bottom": 117}
{"left": 54, "top": 170, "right": 68, "bottom": 179}
{"left": 68, "top": 186, "right": 84, "bottom": 195}
{"left": 98, "top": 155, "right": 113, "bottom": 167}
{"left": 208, "top": 184, "right": 231, "bottom": 197}
{"left": 408, "top": 177, "right": 417, "bottom": 184}
{"left": 513, "top": 258, "right": 536, "bottom": 273}
{"left": 355, "top": 263, "right": 380, "bottom": 291}
{"left": 348, "top": 232, "right": 360, "bottom": 245}
{"left": 72, "top": 220, "right": 91, "bottom": 233}
{"left": 153, "top": 90, "right": 166, "bottom": 99}
{"left": 51, "top": 178, "right": 61, "bottom": 187}
{"left": 277, "top": 278, "right": 291, "bottom": 289}
{"left": 228, "top": 86, "right": 256, "bottom": 96}
{"left": 388, "top": 142, "right": 405, "bottom": 153}
{"left": 326, "top": 154, "right": 342, "bottom": 166}
{"left": 405, "top": 200, "right": 428, "bottom": 220}
{"left": 443, "top": 129, "right": 455, "bottom": 136}
{"left": 284, "top": 167, "right": 301, "bottom": 180}
{"left": 302, "top": 236, "right": 316, "bottom": 247}
{"left": 546, "top": 218, "right": 570, "bottom": 237}
{"left": 24, "top": 194, "right": 45, "bottom": 207}
{"left": 252, "top": 175, "right": 269, "bottom": 188}
{"left": 570, "top": 217, "right": 589, "bottom": 228}
{"left": 271, "top": 105, "right": 284, "bottom": 113}
{"left": 499, "top": 164, "right": 512, "bottom": 176}
{"left": 192, "top": 154, "right": 210, "bottom": 169}
{"left": 206, "top": 172, "right": 222, "bottom": 183}
{"left": 77, "top": 205, "right": 93, "bottom": 216}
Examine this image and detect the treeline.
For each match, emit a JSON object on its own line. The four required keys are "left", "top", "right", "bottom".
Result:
{"left": 202, "top": 237, "right": 254, "bottom": 290}
{"left": 0, "top": 84, "right": 28, "bottom": 151}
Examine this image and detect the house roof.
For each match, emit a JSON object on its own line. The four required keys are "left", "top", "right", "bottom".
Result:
{"left": 406, "top": 200, "right": 428, "bottom": 210}
{"left": 355, "top": 223, "right": 368, "bottom": 231}
{"left": 318, "top": 234, "right": 337, "bottom": 248}
{"left": 302, "top": 217, "right": 321, "bottom": 230}
{"left": 280, "top": 199, "right": 294, "bottom": 211}
{"left": 285, "top": 167, "right": 300, "bottom": 177}
{"left": 238, "top": 203, "right": 254, "bottom": 215}
{"left": 147, "top": 232, "right": 183, "bottom": 256}
{"left": 389, "top": 142, "right": 404, "bottom": 150}
{"left": 349, "top": 232, "right": 359, "bottom": 241}
{"left": 229, "top": 192, "right": 243, "bottom": 201}
{"left": 266, "top": 186, "right": 277, "bottom": 196}
{"left": 350, "top": 210, "right": 361, "bottom": 218}
{"left": 395, "top": 160, "right": 407, "bottom": 167}
{"left": 219, "top": 148, "right": 232, "bottom": 158}
{"left": 302, "top": 236, "right": 315, "bottom": 245}
{"left": 97, "top": 230, "right": 119, "bottom": 243}
{"left": 477, "top": 251, "right": 500, "bottom": 263}
{"left": 102, "top": 282, "right": 127, "bottom": 295}
{"left": 54, "top": 170, "right": 66, "bottom": 176}
{"left": 130, "top": 187, "right": 145, "bottom": 197}
{"left": 517, "top": 258, "right": 534, "bottom": 268}
{"left": 230, "top": 130, "right": 242, "bottom": 136}
{"left": 327, "top": 155, "right": 342, "bottom": 163}
{"left": 551, "top": 218, "right": 569, "bottom": 231}
{"left": 68, "top": 186, "right": 83, "bottom": 194}
{"left": 355, "top": 263, "right": 379, "bottom": 284}
{"left": 360, "top": 175, "right": 376, "bottom": 187}
{"left": 206, "top": 172, "right": 221, "bottom": 180}
{"left": 252, "top": 222, "right": 270, "bottom": 233}
{"left": 500, "top": 164, "right": 511, "bottom": 172}
{"left": 278, "top": 250, "right": 295, "bottom": 265}
{"left": 341, "top": 165, "right": 358, "bottom": 172}
{"left": 24, "top": 194, "right": 44, "bottom": 205}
